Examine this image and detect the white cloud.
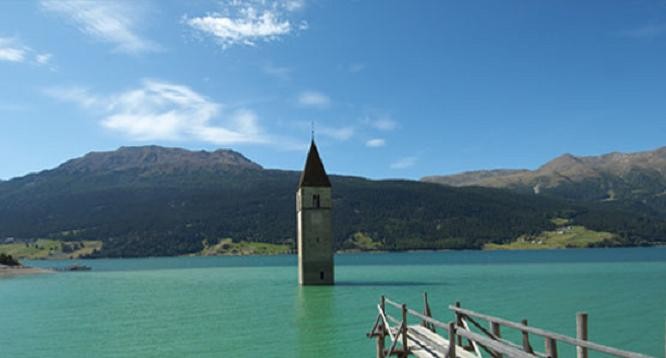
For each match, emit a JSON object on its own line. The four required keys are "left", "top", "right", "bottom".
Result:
{"left": 35, "top": 53, "right": 53, "bottom": 65}
{"left": 185, "top": 1, "right": 306, "bottom": 48}
{"left": 284, "top": 0, "right": 306, "bottom": 12}
{"left": 187, "top": 10, "right": 289, "bottom": 48}
{"left": 0, "top": 37, "right": 53, "bottom": 67}
{"left": 298, "top": 91, "right": 330, "bottom": 108}
{"left": 366, "top": 138, "right": 385, "bottom": 148}
{"left": 390, "top": 156, "right": 417, "bottom": 169}
{"left": 0, "top": 38, "right": 26, "bottom": 62}
{"left": 40, "top": 0, "right": 158, "bottom": 54}
{"left": 44, "top": 86, "right": 100, "bottom": 108}
{"left": 45, "top": 79, "right": 268, "bottom": 145}
{"left": 370, "top": 117, "right": 397, "bottom": 131}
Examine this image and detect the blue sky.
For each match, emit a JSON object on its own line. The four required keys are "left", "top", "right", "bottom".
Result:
{"left": 1, "top": 0, "right": 666, "bottom": 181}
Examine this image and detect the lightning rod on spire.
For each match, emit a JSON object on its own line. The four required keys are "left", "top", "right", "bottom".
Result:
{"left": 311, "top": 121, "right": 315, "bottom": 141}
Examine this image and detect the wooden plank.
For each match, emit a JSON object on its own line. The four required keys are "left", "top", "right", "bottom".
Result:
{"left": 407, "top": 325, "right": 448, "bottom": 358}
{"left": 461, "top": 318, "right": 482, "bottom": 357}
{"left": 455, "top": 327, "right": 537, "bottom": 358}
{"left": 387, "top": 314, "right": 401, "bottom": 327}
{"left": 449, "top": 306, "right": 652, "bottom": 358}
{"left": 378, "top": 305, "right": 396, "bottom": 342}
{"left": 385, "top": 298, "right": 402, "bottom": 309}
{"left": 407, "top": 307, "right": 451, "bottom": 332}
{"left": 387, "top": 323, "right": 404, "bottom": 357}
{"left": 497, "top": 338, "right": 545, "bottom": 358}
{"left": 406, "top": 325, "right": 478, "bottom": 358}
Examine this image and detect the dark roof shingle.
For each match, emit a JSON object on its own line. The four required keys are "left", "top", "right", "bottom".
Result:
{"left": 298, "top": 140, "right": 331, "bottom": 188}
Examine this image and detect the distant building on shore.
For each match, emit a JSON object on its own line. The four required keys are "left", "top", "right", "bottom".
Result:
{"left": 296, "top": 139, "right": 334, "bottom": 285}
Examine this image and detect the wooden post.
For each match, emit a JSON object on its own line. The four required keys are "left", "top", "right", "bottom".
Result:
{"left": 545, "top": 337, "right": 558, "bottom": 358}
{"left": 576, "top": 312, "right": 588, "bottom": 358}
{"left": 376, "top": 296, "right": 386, "bottom": 358}
{"left": 423, "top": 292, "right": 435, "bottom": 332}
{"left": 521, "top": 319, "right": 534, "bottom": 354}
{"left": 455, "top": 302, "right": 463, "bottom": 347}
{"left": 377, "top": 331, "right": 385, "bottom": 358}
{"left": 448, "top": 322, "right": 457, "bottom": 358}
{"left": 401, "top": 304, "right": 409, "bottom": 358}
{"left": 491, "top": 321, "right": 502, "bottom": 358}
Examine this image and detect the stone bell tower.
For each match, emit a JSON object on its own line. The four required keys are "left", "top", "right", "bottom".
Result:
{"left": 297, "top": 139, "right": 334, "bottom": 285}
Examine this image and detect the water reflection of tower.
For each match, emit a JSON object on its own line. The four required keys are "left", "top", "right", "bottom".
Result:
{"left": 295, "top": 287, "right": 340, "bottom": 357}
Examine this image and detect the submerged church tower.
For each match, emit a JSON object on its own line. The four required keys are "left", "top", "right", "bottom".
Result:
{"left": 297, "top": 139, "right": 334, "bottom": 285}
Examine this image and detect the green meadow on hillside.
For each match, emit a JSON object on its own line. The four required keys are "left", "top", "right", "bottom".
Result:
{"left": 484, "top": 223, "right": 620, "bottom": 250}
{"left": 0, "top": 239, "right": 102, "bottom": 259}
{"left": 199, "top": 238, "right": 291, "bottom": 256}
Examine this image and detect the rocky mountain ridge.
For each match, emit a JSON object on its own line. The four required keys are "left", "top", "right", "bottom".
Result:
{"left": 423, "top": 147, "right": 666, "bottom": 210}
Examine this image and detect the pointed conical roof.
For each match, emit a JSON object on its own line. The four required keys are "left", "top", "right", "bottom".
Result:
{"left": 298, "top": 140, "right": 331, "bottom": 188}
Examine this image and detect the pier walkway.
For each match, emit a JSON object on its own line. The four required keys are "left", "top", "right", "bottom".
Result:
{"left": 367, "top": 294, "right": 658, "bottom": 358}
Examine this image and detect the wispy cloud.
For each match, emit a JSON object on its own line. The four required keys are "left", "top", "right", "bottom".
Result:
{"left": 0, "top": 37, "right": 53, "bottom": 67}
{"left": 390, "top": 156, "right": 417, "bottom": 169}
{"left": 45, "top": 86, "right": 101, "bottom": 108}
{"left": 185, "top": 0, "right": 307, "bottom": 49}
{"left": 45, "top": 79, "right": 269, "bottom": 145}
{"left": 0, "top": 38, "right": 26, "bottom": 62}
{"left": 35, "top": 53, "right": 53, "bottom": 65}
{"left": 319, "top": 126, "right": 354, "bottom": 141}
{"left": 262, "top": 62, "right": 292, "bottom": 80}
{"left": 298, "top": 91, "right": 330, "bottom": 108}
{"left": 40, "top": 0, "right": 158, "bottom": 54}
{"left": 284, "top": 0, "right": 306, "bottom": 12}
{"left": 363, "top": 114, "right": 398, "bottom": 131}
{"left": 365, "top": 138, "right": 385, "bottom": 148}
{"left": 620, "top": 23, "right": 666, "bottom": 39}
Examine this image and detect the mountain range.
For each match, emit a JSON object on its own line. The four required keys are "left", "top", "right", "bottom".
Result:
{"left": 423, "top": 146, "right": 666, "bottom": 215}
{"left": 0, "top": 145, "right": 665, "bottom": 257}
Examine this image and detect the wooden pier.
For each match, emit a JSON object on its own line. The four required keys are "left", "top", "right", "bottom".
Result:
{"left": 367, "top": 294, "right": 660, "bottom": 358}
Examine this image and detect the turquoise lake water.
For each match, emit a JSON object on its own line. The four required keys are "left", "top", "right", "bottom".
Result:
{"left": 1, "top": 248, "right": 665, "bottom": 357}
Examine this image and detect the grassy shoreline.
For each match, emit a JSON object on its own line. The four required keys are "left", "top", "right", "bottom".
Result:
{"left": 0, "top": 239, "right": 102, "bottom": 260}
{"left": 0, "top": 232, "right": 644, "bottom": 260}
{"left": 484, "top": 226, "right": 621, "bottom": 250}
{"left": 0, "top": 266, "right": 53, "bottom": 277}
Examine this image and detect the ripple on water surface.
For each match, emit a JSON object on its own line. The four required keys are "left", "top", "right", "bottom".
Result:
{"left": 1, "top": 248, "right": 665, "bottom": 357}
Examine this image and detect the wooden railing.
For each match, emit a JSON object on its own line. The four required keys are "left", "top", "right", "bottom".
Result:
{"left": 368, "top": 294, "right": 659, "bottom": 358}
{"left": 450, "top": 304, "right": 653, "bottom": 358}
